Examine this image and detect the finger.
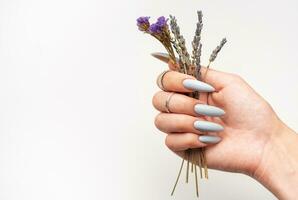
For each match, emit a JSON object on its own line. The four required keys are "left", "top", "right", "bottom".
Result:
{"left": 152, "top": 52, "right": 233, "bottom": 92}
{"left": 152, "top": 91, "right": 225, "bottom": 117}
{"left": 168, "top": 63, "right": 234, "bottom": 91}
{"left": 154, "top": 113, "right": 224, "bottom": 134}
{"left": 158, "top": 70, "right": 215, "bottom": 93}
{"left": 165, "top": 133, "right": 221, "bottom": 152}
{"left": 167, "top": 62, "right": 234, "bottom": 105}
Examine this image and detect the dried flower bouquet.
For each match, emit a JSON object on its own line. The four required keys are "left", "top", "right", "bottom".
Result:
{"left": 137, "top": 11, "right": 227, "bottom": 197}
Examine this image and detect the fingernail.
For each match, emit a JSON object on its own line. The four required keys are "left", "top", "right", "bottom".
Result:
{"left": 199, "top": 135, "right": 221, "bottom": 144}
{"left": 151, "top": 52, "right": 179, "bottom": 63}
{"left": 194, "top": 121, "right": 224, "bottom": 132}
{"left": 182, "top": 79, "right": 215, "bottom": 92}
{"left": 194, "top": 104, "right": 225, "bottom": 117}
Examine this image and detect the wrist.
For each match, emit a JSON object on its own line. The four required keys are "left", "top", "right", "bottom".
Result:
{"left": 253, "top": 122, "right": 298, "bottom": 199}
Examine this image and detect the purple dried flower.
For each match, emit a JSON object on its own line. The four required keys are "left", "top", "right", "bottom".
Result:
{"left": 137, "top": 16, "right": 150, "bottom": 31}
{"left": 149, "top": 16, "right": 168, "bottom": 34}
{"left": 156, "top": 16, "right": 167, "bottom": 25}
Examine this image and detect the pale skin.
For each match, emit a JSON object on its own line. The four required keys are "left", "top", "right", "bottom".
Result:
{"left": 152, "top": 62, "right": 298, "bottom": 200}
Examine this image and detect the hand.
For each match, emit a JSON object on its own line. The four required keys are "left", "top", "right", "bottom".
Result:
{"left": 152, "top": 56, "right": 298, "bottom": 199}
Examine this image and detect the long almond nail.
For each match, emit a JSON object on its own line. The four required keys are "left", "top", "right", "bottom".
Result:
{"left": 194, "top": 104, "right": 225, "bottom": 117}
{"left": 183, "top": 79, "right": 215, "bottom": 92}
{"left": 194, "top": 121, "right": 224, "bottom": 132}
{"left": 151, "top": 52, "right": 179, "bottom": 63}
{"left": 199, "top": 135, "right": 221, "bottom": 144}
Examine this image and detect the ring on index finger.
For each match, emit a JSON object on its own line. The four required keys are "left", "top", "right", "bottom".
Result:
{"left": 156, "top": 70, "right": 170, "bottom": 91}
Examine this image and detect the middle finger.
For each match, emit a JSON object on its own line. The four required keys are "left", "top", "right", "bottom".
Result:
{"left": 152, "top": 91, "right": 225, "bottom": 117}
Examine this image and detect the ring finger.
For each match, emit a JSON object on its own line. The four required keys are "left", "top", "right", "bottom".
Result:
{"left": 154, "top": 113, "right": 224, "bottom": 134}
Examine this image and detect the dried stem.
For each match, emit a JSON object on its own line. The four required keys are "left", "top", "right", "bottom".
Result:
{"left": 198, "top": 149, "right": 203, "bottom": 178}
{"left": 171, "top": 158, "right": 185, "bottom": 196}
{"left": 194, "top": 160, "right": 199, "bottom": 197}
{"left": 151, "top": 33, "right": 177, "bottom": 65}
{"left": 202, "top": 147, "right": 209, "bottom": 179}
{"left": 191, "top": 151, "right": 194, "bottom": 173}
{"left": 187, "top": 150, "right": 191, "bottom": 183}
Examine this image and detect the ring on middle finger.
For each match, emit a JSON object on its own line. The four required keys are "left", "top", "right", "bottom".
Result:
{"left": 165, "top": 92, "right": 175, "bottom": 113}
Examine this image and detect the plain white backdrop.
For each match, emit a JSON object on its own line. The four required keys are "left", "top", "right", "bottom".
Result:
{"left": 0, "top": 0, "right": 297, "bottom": 199}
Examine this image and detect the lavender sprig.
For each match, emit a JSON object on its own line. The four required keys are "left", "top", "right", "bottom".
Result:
{"left": 207, "top": 38, "right": 227, "bottom": 68}
{"left": 204, "top": 38, "right": 227, "bottom": 106}
{"left": 169, "top": 15, "right": 191, "bottom": 74}
{"left": 192, "top": 11, "right": 203, "bottom": 80}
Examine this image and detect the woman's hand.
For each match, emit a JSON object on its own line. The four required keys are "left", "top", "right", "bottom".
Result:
{"left": 152, "top": 55, "right": 298, "bottom": 199}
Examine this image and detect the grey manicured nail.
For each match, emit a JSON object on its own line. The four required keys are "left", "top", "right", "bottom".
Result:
{"left": 151, "top": 52, "right": 179, "bottom": 63}
{"left": 194, "top": 121, "right": 224, "bottom": 132}
{"left": 194, "top": 104, "right": 225, "bottom": 117}
{"left": 183, "top": 79, "right": 215, "bottom": 92}
{"left": 199, "top": 135, "right": 221, "bottom": 144}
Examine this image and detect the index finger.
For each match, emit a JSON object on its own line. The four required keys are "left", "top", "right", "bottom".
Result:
{"left": 169, "top": 62, "right": 232, "bottom": 91}
{"left": 152, "top": 52, "right": 233, "bottom": 91}
{"left": 159, "top": 70, "right": 215, "bottom": 93}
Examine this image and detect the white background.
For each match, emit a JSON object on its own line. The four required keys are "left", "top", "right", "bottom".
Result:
{"left": 0, "top": 0, "right": 298, "bottom": 199}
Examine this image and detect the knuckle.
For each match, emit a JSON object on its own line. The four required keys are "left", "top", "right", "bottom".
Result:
{"left": 184, "top": 133, "right": 196, "bottom": 147}
{"left": 175, "top": 115, "right": 189, "bottom": 131}
{"left": 230, "top": 73, "right": 244, "bottom": 82}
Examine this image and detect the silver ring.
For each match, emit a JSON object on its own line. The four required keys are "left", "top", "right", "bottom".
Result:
{"left": 165, "top": 92, "right": 175, "bottom": 113}
{"left": 157, "top": 70, "right": 170, "bottom": 91}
